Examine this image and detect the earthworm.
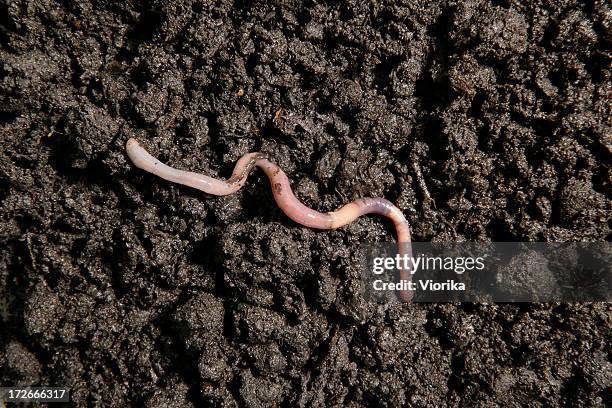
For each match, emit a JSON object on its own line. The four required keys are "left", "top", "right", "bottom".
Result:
{"left": 126, "top": 138, "right": 413, "bottom": 301}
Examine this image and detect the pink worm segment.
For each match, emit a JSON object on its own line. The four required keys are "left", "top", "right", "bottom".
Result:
{"left": 126, "top": 138, "right": 413, "bottom": 301}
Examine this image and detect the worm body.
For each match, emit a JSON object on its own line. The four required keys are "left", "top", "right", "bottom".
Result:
{"left": 126, "top": 138, "right": 413, "bottom": 301}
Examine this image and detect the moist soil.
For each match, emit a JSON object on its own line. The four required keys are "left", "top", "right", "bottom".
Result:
{"left": 1, "top": 1, "right": 610, "bottom": 407}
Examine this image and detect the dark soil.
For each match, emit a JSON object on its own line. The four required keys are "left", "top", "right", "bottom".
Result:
{"left": 1, "top": 0, "right": 610, "bottom": 406}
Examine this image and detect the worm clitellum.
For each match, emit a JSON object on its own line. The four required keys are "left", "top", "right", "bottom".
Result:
{"left": 126, "top": 138, "right": 413, "bottom": 301}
